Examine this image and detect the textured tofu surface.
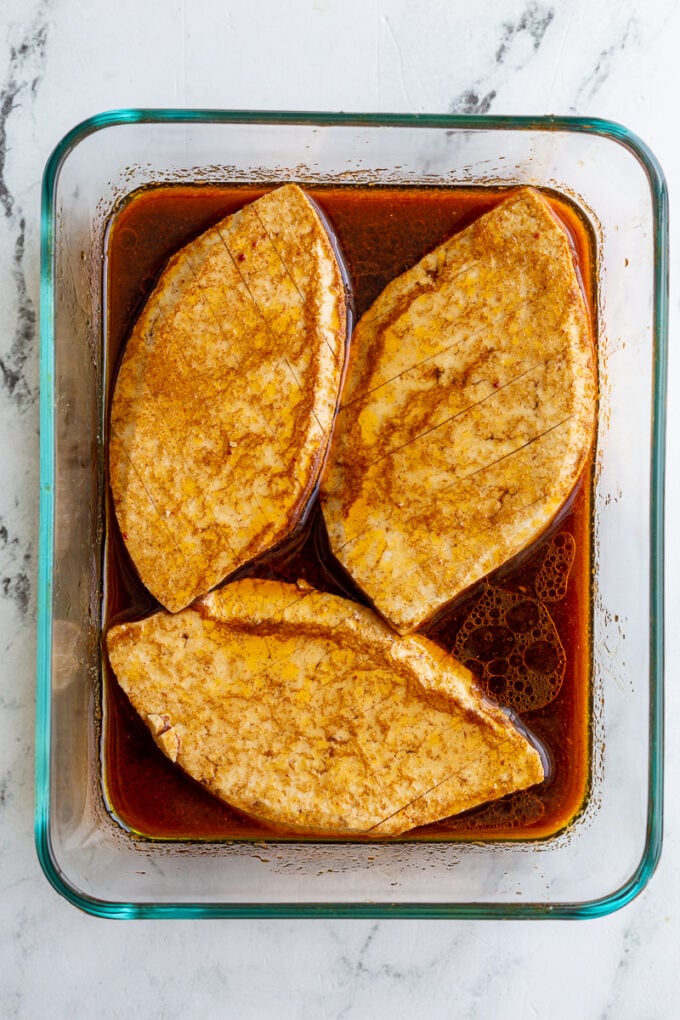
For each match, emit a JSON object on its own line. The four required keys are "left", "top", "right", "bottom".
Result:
{"left": 106, "top": 578, "right": 545, "bottom": 836}
{"left": 320, "top": 187, "right": 597, "bottom": 634}
{"left": 109, "top": 184, "right": 347, "bottom": 612}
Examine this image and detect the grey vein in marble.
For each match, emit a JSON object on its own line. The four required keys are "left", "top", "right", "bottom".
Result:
{"left": 570, "top": 15, "right": 640, "bottom": 111}
{"left": 450, "top": 87, "right": 498, "bottom": 115}
{"left": 0, "top": 514, "right": 31, "bottom": 617}
{"left": 495, "top": 1, "right": 555, "bottom": 64}
{"left": 449, "top": 1, "right": 555, "bottom": 113}
{"left": 0, "top": 4, "right": 50, "bottom": 412}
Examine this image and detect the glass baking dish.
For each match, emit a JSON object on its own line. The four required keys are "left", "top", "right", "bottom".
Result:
{"left": 36, "top": 111, "right": 667, "bottom": 919}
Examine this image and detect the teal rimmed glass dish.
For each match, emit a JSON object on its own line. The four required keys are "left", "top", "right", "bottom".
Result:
{"left": 37, "top": 110, "right": 666, "bottom": 919}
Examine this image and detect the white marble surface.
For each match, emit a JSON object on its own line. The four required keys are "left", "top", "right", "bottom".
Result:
{"left": 1, "top": 0, "right": 678, "bottom": 1016}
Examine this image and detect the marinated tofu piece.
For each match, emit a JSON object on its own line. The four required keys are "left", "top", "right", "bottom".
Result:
{"left": 321, "top": 188, "right": 597, "bottom": 634}
{"left": 106, "top": 578, "right": 545, "bottom": 836}
{"left": 109, "top": 184, "right": 347, "bottom": 612}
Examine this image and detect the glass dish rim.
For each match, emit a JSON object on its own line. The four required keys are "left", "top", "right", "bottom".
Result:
{"left": 35, "top": 108, "right": 667, "bottom": 920}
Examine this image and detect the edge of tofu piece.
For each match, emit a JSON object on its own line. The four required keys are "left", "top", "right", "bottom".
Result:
{"left": 320, "top": 187, "right": 597, "bottom": 634}
{"left": 106, "top": 578, "right": 545, "bottom": 837}
{"left": 109, "top": 184, "right": 348, "bottom": 612}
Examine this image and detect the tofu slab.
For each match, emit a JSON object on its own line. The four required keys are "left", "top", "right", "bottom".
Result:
{"left": 109, "top": 185, "right": 347, "bottom": 612}
{"left": 320, "top": 188, "right": 597, "bottom": 633}
{"left": 106, "top": 578, "right": 545, "bottom": 836}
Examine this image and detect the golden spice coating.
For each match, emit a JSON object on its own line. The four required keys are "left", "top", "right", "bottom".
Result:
{"left": 106, "top": 578, "right": 544, "bottom": 836}
{"left": 320, "top": 188, "right": 597, "bottom": 634}
{"left": 109, "top": 185, "right": 347, "bottom": 612}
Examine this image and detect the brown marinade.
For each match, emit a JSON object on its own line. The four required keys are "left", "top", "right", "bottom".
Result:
{"left": 102, "top": 183, "right": 595, "bottom": 841}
